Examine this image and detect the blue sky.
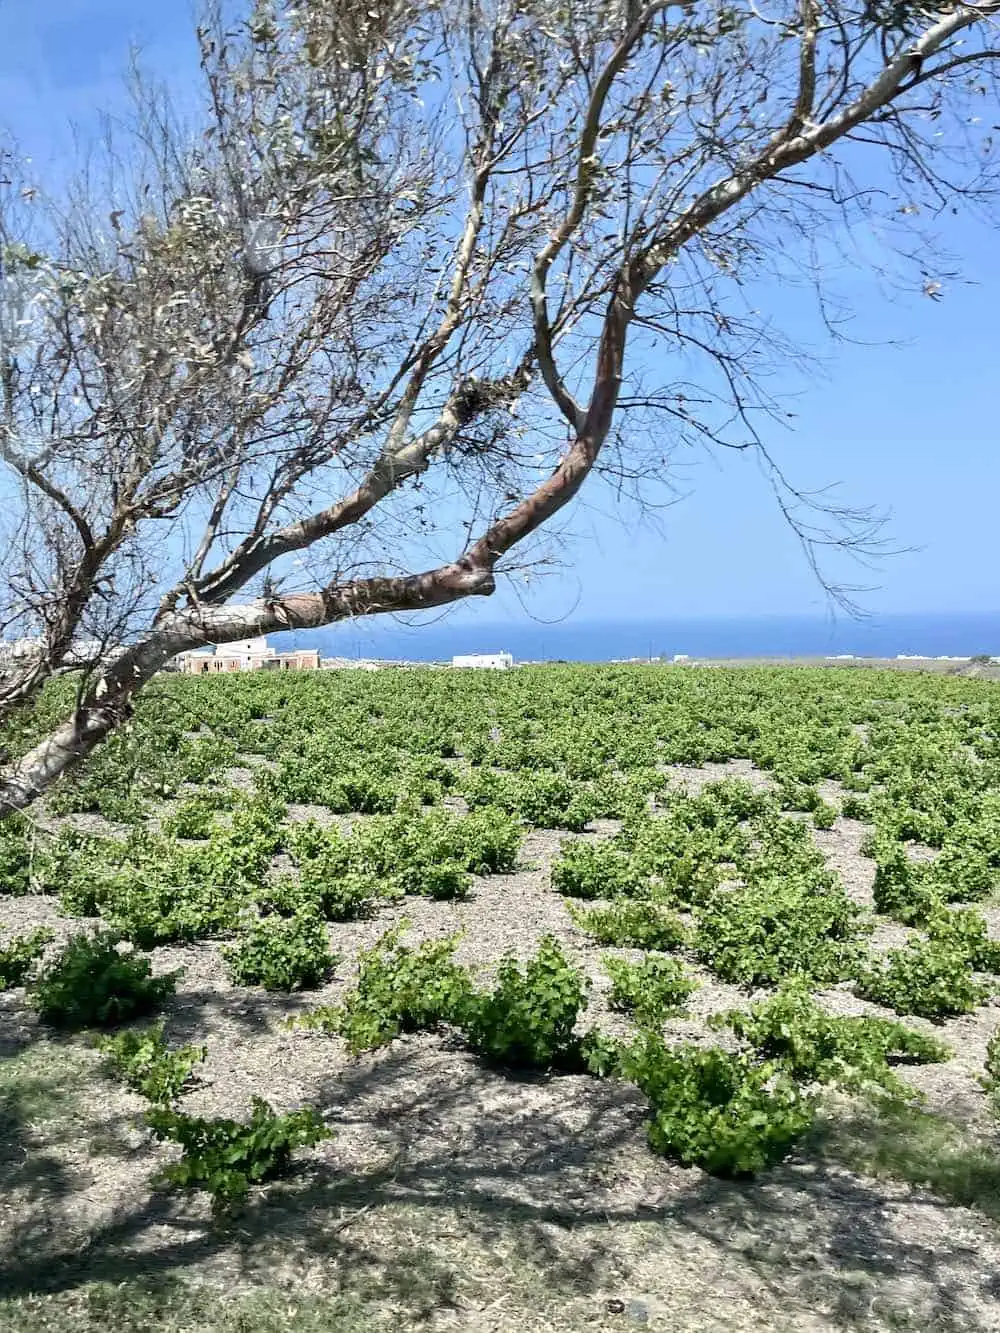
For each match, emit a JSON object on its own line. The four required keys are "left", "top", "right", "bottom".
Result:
{"left": 2, "top": 1, "right": 996, "bottom": 629}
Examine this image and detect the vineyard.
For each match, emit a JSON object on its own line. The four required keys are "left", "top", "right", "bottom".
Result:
{"left": 2, "top": 663, "right": 1000, "bottom": 1331}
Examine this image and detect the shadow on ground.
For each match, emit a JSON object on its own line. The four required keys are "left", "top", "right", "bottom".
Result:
{"left": 3, "top": 1025, "right": 1000, "bottom": 1331}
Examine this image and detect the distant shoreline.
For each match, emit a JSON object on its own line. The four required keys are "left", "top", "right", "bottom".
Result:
{"left": 299, "top": 610, "right": 1000, "bottom": 665}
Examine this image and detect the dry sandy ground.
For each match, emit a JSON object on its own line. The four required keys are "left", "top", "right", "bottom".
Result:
{"left": 2, "top": 761, "right": 1000, "bottom": 1332}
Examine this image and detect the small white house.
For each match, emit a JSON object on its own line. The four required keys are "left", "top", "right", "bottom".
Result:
{"left": 451, "top": 652, "right": 514, "bottom": 670}
{"left": 177, "top": 636, "right": 320, "bottom": 674}
{"left": 216, "top": 636, "right": 273, "bottom": 668}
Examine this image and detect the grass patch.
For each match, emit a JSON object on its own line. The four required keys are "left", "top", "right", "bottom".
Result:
{"left": 0, "top": 1040, "right": 95, "bottom": 1136}
{"left": 0, "top": 1202, "right": 636, "bottom": 1333}
{"left": 814, "top": 1097, "right": 1000, "bottom": 1224}
{"left": 0, "top": 1277, "right": 429, "bottom": 1333}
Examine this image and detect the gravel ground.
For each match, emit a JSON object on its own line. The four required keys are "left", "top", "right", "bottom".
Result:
{"left": 3, "top": 759, "right": 1000, "bottom": 1332}
{"left": 664, "top": 757, "right": 775, "bottom": 794}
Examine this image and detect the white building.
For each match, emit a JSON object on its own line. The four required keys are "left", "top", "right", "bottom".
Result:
{"left": 451, "top": 651, "right": 514, "bottom": 670}
{"left": 177, "top": 636, "right": 320, "bottom": 674}
{"left": 215, "top": 636, "right": 273, "bottom": 670}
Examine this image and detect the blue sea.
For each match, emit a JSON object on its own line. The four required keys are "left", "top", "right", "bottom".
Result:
{"left": 275, "top": 611, "right": 1000, "bottom": 665}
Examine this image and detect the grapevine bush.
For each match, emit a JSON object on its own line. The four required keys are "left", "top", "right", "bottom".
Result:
{"left": 602, "top": 954, "right": 698, "bottom": 1023}
{"left": 858, "top": 936, "right": 988, "bottom": 1020}
{"left": 98, "top": 1023, "right": 206, "bottom": 1104}
{"left": 695, "top": 875, "right": 869, "bottom": 988}
{"left": 0, "top": 926, "right": 53, "bottom": 990}
{"left": 568, "top": 899, "right": 688, "bottom": 950}
{"left": 29, "top": 930, "right": 179, "bottom": 1029}
{"left": 456, "top": 936, "right": 594, "bottom": 1071}
{"left": 223, "top": 910, "right": 337, "bottom": 992}
{"left": 619, "top": 1032, "right": 817, "bottom": 1176}
{"left": 146, "top": 1097, "right": 331, "bottom": 1215}
{"left": 296, "top": 925, "right": 472, "bottom": 1054}
{"left": 713, "top": 980, "right": 948, "bottom": 1100}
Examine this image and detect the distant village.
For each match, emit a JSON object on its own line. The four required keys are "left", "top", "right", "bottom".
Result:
{"left": 175, "top": 638, "right": 515, "bottom": 673}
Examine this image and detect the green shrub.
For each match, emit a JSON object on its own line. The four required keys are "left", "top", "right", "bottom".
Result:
{"left": 465, "top": 769, "right": 595, "bottom": 831}
{"left": 334, "top": 770, "right": 399, "bottom": 814}
{"left": 924, "top": 906, "right": 1000, "bottom": 973}
{"left": 299, "top": 863, "right": 383, "bottom": 920}
{"left": 775, "top": 779, "right": 821, "bottom": 813}
{"left": 98, "top": 1023, "right": 206, "bottom": 1104}
{"left": 29, "top": 930, "right": 179, "bottom": 1029}
{"left": 840, "top": 794, "right": 872, "bottom": 822}
{"left": 890, "top": 805, "right": 951, "bottom": 848}
{"left": 859, "top": 827, "right": 881, "bottom": 859}
{"left": 98, "top": 870, "right": 240, "bottom": 947}
{"left": 146, "top": 1097, "right": 331, "bottom": 1215}
{"left": 223, "top": 911, "right": 336, "bottom": 992}
{"left": 550, "top": 838, "right": 643, "bottom": 899}
{"left": 458, "top": 935, "right": 591, "bottom": 1071}
{"left": 36, "top": 827, "right": 107, "bottom": 903}
{"left": 409, "top": 860, "right": 472, "bottom": 901}
{"left": 47, "top": 757, "right": 148, "bottom": 823}
{"left": 67, "top": 820, "right": 281, "bottom": 942}
{"left": 872, "top": 845, "right": 941, "bottom": 925}
{"left": 313, "top": 868, "right": 385, "bottom": 919}
{"left": 741, "top": 810, "right": 830, "bottom": 885}
{"left": 603, "top": 954, "right": 698, "bottom": 1023}
{"left": 925, "top": 844, "right": 995, "bottom": 903}
{"left": 161, "top": 797, "right": 218, "bottom": 840}
{"left": 858, "top": 936, "right": 988, "bottom": 1019}
{"left": 812, "top": 801, "right": 838, "bottom": 830}
{"left": 275, "top": 753, "right": 397, "bottom": 812}
{"left": 953, "top": 812, "right": 1000, "bottom": 867}
{"left": 589, "top": 770, "right": 654, "bottom": 821}
{"left": 840, "top": 771, "right": 873, "bottom": 796}
{"left": 0, "top": 814, "right": 34, "bottom": 894}
{"left": 284, "top": 820, "right": 352, "bottom": 873}
{"left": 296, "top": 925, "right": 471, "bottom": 1054}
{"left": 619, "top": 1033, "right": 816, "bottom": 1176}
{"left": 579, "top": 1029, "right": 627, "bottom": 1078}
{"left": 568, "top": 898, "right": 688, "bottom": 950}
{"left": 284, "top": 823, "right": 384, "bottom": 919}
{"left": 713, "top": 981, "right": 948, "bottom": 1100}
{"left": 192, "top": 784, "right": 238, "bottom": 811}
{"left": 176, "top": 735, "right": 239, "bottom": 784}
{"left": 456, "top": 807, "right": 522, "bottom": 873}
{"left": 0, "top": 926, "right": 53, "bottom": 990}
{"left": 249, "top": 874, "right": 325, "bottom": 918}
{"left": 695, "top": 876, "right": 868, "bottom": 987}
{"left": 696, "top": 778, "right": 773, "bottom": 823}
{"left": 624, "top": 812, "right": 737, "bottom": 906}
{"left": 342, "top": 807, "right": 511, "bottom": 897}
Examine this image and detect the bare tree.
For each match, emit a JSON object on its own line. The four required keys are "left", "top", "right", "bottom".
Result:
{"left": 1, "top": 0, "right": 998, "bottom": 813}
